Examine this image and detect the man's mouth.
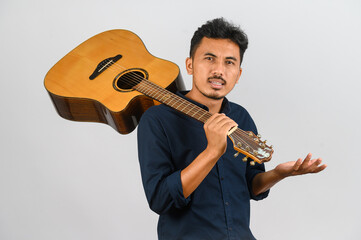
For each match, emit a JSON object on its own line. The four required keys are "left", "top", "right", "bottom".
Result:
{"left": 208, "top": 77, "right": 225, "bottom": 89}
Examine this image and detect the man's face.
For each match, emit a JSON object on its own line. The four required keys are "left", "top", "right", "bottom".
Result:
{"left": 186, "top": 37, "right": 242, "bottom": 100}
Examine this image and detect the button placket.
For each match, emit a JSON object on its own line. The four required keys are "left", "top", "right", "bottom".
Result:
{"left": 217, "top": 157, "right": 235, "bottom": 239}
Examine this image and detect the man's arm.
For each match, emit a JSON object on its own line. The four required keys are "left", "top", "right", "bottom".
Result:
{"left": 181, "top": 113, "right": 237, "bottom": 198}
{"left": 252, "top": 153, "right": 327, "bottom": 196}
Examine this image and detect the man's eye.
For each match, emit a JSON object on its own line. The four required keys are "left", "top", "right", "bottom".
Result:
{"left": 226, "top": 61, "right": 234, "bottom": 65}
{"left": 205, "top": 57, "right": 213, "bottom": 61}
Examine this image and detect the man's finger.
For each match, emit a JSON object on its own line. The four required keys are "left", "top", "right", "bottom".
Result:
{"left": 293, "top": 159, "right": 303, "bottom": 171}
{"left": 311, "top": 159, "right": 327, "bottom": 173}
{"left": 299, "top": 153, "right": 312, "bottom": 169}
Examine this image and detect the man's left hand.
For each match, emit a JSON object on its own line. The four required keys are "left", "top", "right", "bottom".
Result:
{"left": 274, "top": 153, "right": 327, "bottom": 178}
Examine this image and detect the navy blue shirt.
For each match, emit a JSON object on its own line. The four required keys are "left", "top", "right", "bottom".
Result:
{"left": 137, "top": 92, "right": 269, "bottom": 240}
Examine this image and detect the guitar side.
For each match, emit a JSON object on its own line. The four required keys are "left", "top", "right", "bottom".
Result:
{"left": 44, "top": 30, "right": 185, "bottom": 134}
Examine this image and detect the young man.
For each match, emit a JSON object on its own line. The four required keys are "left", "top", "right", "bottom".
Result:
{"left": 137, "top": 18, "right": 326, "bottom": 240}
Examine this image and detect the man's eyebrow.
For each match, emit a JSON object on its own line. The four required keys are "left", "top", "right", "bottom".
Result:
{"left": 204, "top": 52, "right": 217, "bottom": 57}
{"left": 204, "top": 52, "right": 238, "bottom": 61}
{"left": 225, "top": 56, "right": 238, "bottom": 61}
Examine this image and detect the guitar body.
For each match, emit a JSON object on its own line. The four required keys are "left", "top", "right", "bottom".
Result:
{"left": 44, "top": 30, "right": 185, "bottom": 134}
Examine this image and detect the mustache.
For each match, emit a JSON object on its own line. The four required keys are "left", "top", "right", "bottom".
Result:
{"left": 208, "top": 75, "right": 226, "bottom": 83}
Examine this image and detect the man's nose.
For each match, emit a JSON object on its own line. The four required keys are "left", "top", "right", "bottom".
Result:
{"left": 211, "top": 61, "right": 225, "bottom": 76}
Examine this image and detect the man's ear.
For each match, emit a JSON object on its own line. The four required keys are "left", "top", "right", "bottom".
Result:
{"left": 236, "top": 68, "right": 243, "bottom": 84}
{"left": 185, "top": 57, "right": 193, "bottom": 75}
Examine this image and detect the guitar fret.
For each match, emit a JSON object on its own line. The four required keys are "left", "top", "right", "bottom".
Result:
{"left": 173, "top": 100, "right": 183, "bottom": 110}
{"left": 180, "top": 103, "right": 189, "bottom": 112}
{"left": 178, "top": 99, "right": 190, "bottom": 109}
{"left": 175, "top": 99, "right": 185, "bottom": 110}
{"left": 167, "top": 96, "right": 176, "bottom": 107}
{"left": 142, "top": 85, "right": 151, "bottom": 96}
{"left": 151, "top": 89, "right": 161, "bottom": 100}
{"left": 190, "top": 108, "right": 202, "bottom": 118}
{"left": 193, "top": 112, "right": 206, "bottom": 121}
{"left": 159, "top": 94, "right": 166, "bottom": 102}
{"left": 198, "top": 112, "right": 210, "bottom": 122}
{"left": 184, "top": 105, "right": 195, "bottom": 115}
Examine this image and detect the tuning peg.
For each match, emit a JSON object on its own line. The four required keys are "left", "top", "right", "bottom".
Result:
{"left": 264, "top": 140, "right": 267, "bottom": 144}
{"left": 242, "top": 156, "right": 248, "bottom": 162}
{"left": 250, "top": 161, "right": 255, "bottom": 166}
{"left": 257, "top": 134, "right": 261, "bottom": 138}
{"left": 237, "top": 142, "right": 242, "bottom": 148}
{"left": 234, "top": 152, "right": 240, "bottom": 158}
{"left": 270, "top": 145, "right": 273, "bottom": 149}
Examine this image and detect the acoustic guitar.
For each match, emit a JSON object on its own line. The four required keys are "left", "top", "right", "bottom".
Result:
{"left": 44, "top": 30, "right": 273, "bottom": 164}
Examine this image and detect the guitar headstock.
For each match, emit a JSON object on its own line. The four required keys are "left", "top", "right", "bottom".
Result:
{"left": 228, "top": 128, "right": 273, "bottom": 165}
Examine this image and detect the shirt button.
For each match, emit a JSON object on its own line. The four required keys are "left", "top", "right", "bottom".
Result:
{"left": 229, "top": 227, "right": 232, "bottom": 231}
{"left": 221, "top": 177, "right": 224, "bottom": 180}
{"left": 225, "top": 202, "right": 229, "bottom": 206}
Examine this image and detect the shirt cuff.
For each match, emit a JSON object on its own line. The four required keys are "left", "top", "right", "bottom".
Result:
{"left": 166, "top": 170, "right": 192, "bottom": 208}
{"left": 249, "top": 170, "right": 270, "bottom": 201}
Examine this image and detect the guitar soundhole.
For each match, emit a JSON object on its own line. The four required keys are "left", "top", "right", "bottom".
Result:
{"left": 113, "top": 68, "right": 148, "bottom": 92}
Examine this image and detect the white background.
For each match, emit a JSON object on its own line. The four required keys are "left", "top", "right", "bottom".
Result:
{"left": 1, "top": 0, "right": 360, "bottom": 239}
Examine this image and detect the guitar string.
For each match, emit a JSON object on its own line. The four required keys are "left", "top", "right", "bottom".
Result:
{"left": 95, "top": 59, "right": 266, "bottom": 158}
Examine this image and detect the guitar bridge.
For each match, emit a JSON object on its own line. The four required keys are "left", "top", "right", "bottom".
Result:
{"left": 89, "top": 54, "right": 122, "bottom": 80}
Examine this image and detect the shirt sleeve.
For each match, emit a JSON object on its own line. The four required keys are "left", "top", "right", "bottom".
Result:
{"left": 137, "top": 108, "right": 191, "bottom": 215}
{"left": 246, "top": 161, "right": 270, "bottom": 200}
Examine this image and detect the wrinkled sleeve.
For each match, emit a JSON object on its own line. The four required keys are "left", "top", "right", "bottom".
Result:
{"left": 137, "top": 109, "right": 191, "bottom": 215}
{"left": 246, "top": 161, "right": 270, "bottom": 200}
{"left": 244, "top": 116, "right": 270, "bottom": 201}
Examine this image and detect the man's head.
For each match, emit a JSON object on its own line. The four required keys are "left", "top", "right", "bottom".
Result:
{"left": 185, "top": 18, "right": 247, "bottom": 102}
{"left": 189, "top": 18, "right": 248, "bottom": 65}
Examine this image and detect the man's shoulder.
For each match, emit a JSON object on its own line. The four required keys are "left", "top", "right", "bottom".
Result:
{"left": 142, "top": 104, "right": 173, "bottom": 117}
{"left": 226, "top": 100, "right": 257, "bottom": 131}
{"left": 228, "top": 100, "right": 247, "bottom": 111}
{"left": 227, "top": 100, "right": 250, "bottom": 116}
{"left": 139, "top": 104, "right": 178, "bottom": 125}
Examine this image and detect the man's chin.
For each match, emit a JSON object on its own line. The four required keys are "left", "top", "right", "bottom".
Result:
{"left": 201, "top": 91, "right": 224, "bottom": 100}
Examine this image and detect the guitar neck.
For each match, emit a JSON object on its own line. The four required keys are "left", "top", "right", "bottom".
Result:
{"left": 134, "top": 79, "right": 212, "bottom": 123}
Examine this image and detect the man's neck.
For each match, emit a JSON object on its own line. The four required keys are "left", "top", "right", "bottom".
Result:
{"left": 185, "top": 91, "right": 223, "bottom": 114}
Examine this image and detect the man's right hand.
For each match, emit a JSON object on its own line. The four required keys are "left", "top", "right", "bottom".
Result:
{"left": 204, "top": 113, "right": 238, "bottom": 158}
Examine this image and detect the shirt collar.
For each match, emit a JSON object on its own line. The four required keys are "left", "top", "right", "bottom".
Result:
{"left": 176, "top": 91, "right": 231, "bottom": 114}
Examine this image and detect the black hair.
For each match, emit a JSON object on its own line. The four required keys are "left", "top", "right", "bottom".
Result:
{"left": 190, "top": 18, "right": 248, "bottom": 64}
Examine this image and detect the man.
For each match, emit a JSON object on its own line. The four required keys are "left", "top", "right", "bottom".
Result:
{"left": 137, "top": 18, "right": 326, "bottom": 240}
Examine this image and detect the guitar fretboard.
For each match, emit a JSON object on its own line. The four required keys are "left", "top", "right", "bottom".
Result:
{"left": 134, "top": 79, "right": 212, "bottom": 123}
